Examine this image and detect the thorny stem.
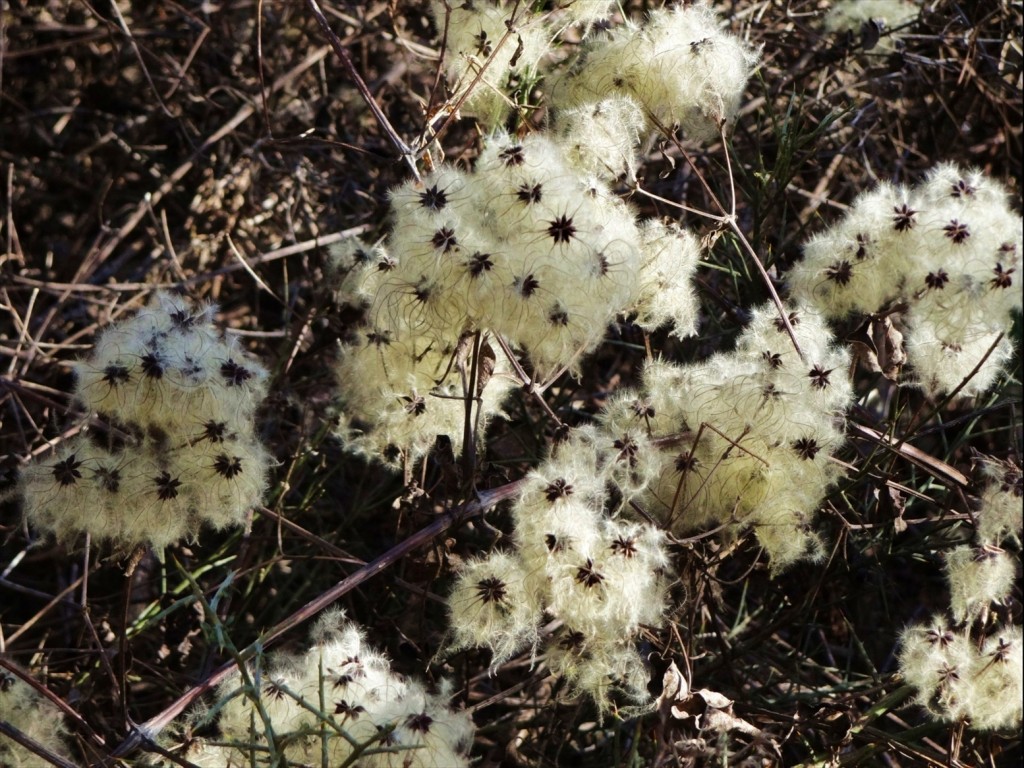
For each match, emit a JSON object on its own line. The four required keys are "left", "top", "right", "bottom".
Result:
{"left": 109, "top": 480, "right": 525, "bottom": 759}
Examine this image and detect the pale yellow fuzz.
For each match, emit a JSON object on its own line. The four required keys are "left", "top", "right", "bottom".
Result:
{"left": 0, "top": 666, "right": 74, "bottom": 767}
{"left": 163, "top": 612, "right": 475, "bottom": 767}
{"left": 20, "top": 292, "right": 271, "bottom": 552}
{"left": 790, "top": 164, "right": 1022, "bottom": 399}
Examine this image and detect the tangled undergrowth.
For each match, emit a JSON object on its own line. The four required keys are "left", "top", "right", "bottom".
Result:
{"left": 1, "top": 1, "right": 1021, "bottom": 766}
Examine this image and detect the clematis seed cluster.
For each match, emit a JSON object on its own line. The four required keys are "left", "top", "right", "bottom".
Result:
{"left": 789, "top": 163, "right": 1022, "bottom": 398}
{"left": 331, "top": 125, "right": 702, "bottom": 465}
{"left": 156, "top": 611, "right": 474, "bottom": 768}
{"left": 898, "top": 458, "right": 1023, "bottom": 732}
{"left": 18, "top": 291, "right": 270, "bottom": 551}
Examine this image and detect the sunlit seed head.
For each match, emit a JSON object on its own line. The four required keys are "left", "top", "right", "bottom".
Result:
{"left": 548, "top": 305, "right": 570, "bottom": 326}
{"left": 943, "top": 219, "right": 970, "bottom": 244}
{"left": 431, "top": 226, "right": 458, "bottom": 252}
{"left": 792, "top": 437, "right": 821, "bottom": 460}
{"left": 102, "top": 363, "right": 131, "bottom": 385}
{"left": 499, "top": 144, "right": 525, "bottom": 166}
{"left": 94, "top": 465, "right": 122, "bottom": 493}
{"left": 203, "top": 420, "right": 229, "bottom": 442}
{"left": 773, "top": 311, "right": 800, "bottom": 332}
{"left": 892, "top": 203, "right": 917, "bottom": 231}
{"left": 808, "top": 364, "right": 833, "bottom": 390}
{"left": 544, "top": 478, "right": 574, "bottom": 503}
{"left": 154, "top": 471, "right": 183, "bottom": 501}
{"left": 213, "top": 454, "right": 244, "bottom": 479}
{"left": 925, "top": 269, "right": 950, "bottom": 289}
{"left": 610, "top": 536, "right": 637, "bottom": 558}
{"left": 825, "top": 260, "right": 853, "bottom": 285}
{"left": 419, "top": 183, "right": 448, "bottom": 211}
{"left": 547, "top": 214, "right": 577, "bottom": 244}
{"left": 517, "top": 182, "right": 543, "bottom": 204}
{"left": 990, "top": 263, "right": 1014, "bottom": 289}
{"left": 575, "top": 558, "right": 605, "bottom": 588}
{"left": 466, "top": 251, "right": 494, "bottom": 277}
{"left": 475, "top": 576, "right": 508, "bottom": 605}
{"left": 515, "top": 274, "right": 541, "bottom": 298}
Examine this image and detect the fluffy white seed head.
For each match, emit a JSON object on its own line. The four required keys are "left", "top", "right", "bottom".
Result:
{"left": 513, "top": 440, "right": 609, "bottom": 527}
{"left": 902, "top": 321, "right": 1013, "bottom": 399}
{"left": 550, "top": 4, "right": 760, "bottom": 141}
{"left": 593, "top": 518, "right": 671, "bottom": 630}
{"left": 447, "top": 414, "right": 674, "bottom": 713}
{"left": 553, "top": 0, "right": 616, "bottom": 28}
{"left": 336, "top": 330, "right": 515, "bottom": 466}
{"left": 945, "top": 545, "right": 1017, "bottom": 624}
{"left": 552, "top": 96, "right": 646, "bottom": 182}
{"left": 825, "top": 0, "right": 919, "bottom": 31}
{"left": 446, "top": 551, "right": 541, "bottom": 666}
{"left": 513, "top": 491, "right": 605, "bottom": 584}
{"left": 74, "top": 292, "right": 268, "bottom": 433}
{"left": 328, "top": 238, "right": 398, "bottom": 314}
{"left": 825, "top": 0, "right": 920, "bottom": 51}
{"left": 22, "top": 292, "right": 271, "bottom": 551}
{"left": 899, "top": 617, "right": 977, "bottom": 722}
{"left": 22, "top": 426, "right": 269, "bottom": 552}
{"left": 631, "top": 220, "right": 703, "bottom": 338}
{"left": 975, "top": 456, "right": 1023, "bottom": 546}
{"left": 899, "top": 617, "right": 1023, "bottom": 731}
{"left": 542, "top": 515, "right": 668, "bottom": 637}
{"left": 579, "top": 422, "right": 669, "bottom": 502}
{"left": 970, "top": 625, "right": 1024, "bottom": 731}
{"left": 431, "top": 1, "right": 550, "bottom": 128}
{"left": 788, "top": 183, "right": 912, "bottom": 317}
{"left": 543, "top": 629, "right": 652, "bottom": 717}
{"left": 182, "top": 612, "right": 474, "bottom": 767}
{"left": 636, "top": 304, "right": 850, "bottom": 569}
{"left": 599, "top": 386, "right": 667, "bottom": 438}
{"left": 334, "top": 128, "right": 661, "bottom": 462}
{"left": 790, "top": 165, "right": 1022, "bottom": 399}
{"left": 751, "top": 488, "right": 828, "bottom": 572}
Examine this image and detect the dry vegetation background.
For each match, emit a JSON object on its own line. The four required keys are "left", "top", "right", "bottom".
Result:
{"left": 0, "top": 1, "right": 1022, "bottom": 766}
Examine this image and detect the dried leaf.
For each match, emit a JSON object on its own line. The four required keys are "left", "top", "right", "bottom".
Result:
{"left": 849, "top": 423, "right": 970, "bottom": 487}
{"left": 508, "top": 33, "right": 525, "bottom": 68}
{"left": 657, "top": 662, "right": 780, "bottom": 755}
{"left": 848, "top": 314, "right": 906, "bottom": 381}
{"left": 889, "top": 485, "right": 908, "bottom": 533}
{"left": 813, "top": 705, "right": 855, "bottom": 747}
{"left": 454, "top": 331, "right": 474, "bottom": 381}
{"left": 476, "top": 340, "right": 496, "bottom": 396}
{"left": 657, "top": 660, "right": 688, "bottom": 707}
{"left": 876, "top": 317, "right": 906, "bottom": 380}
